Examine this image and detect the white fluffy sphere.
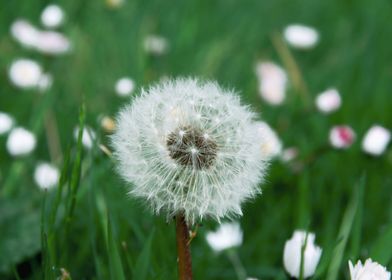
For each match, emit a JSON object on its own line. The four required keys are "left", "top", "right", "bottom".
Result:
{"left": 6, "top": 127, "right": 36, "bottom": 156}
{"left": 112, "top": 78, "right": 268, "bottom": 224}
{"left": 41, "top": 5, "right": 64, "bottom": 28}
{"left": 9, "top": 59, "right": 42, "bottom": 89}
{"left": 34, "top": 163, "right": 60, "bottom": 190}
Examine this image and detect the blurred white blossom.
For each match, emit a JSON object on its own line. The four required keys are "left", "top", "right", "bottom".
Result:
{"left": 74, "top": 126, "right": 96, "bottom": 149}
{"left": 38, "top": 73, "right": 53, "bottom": 92}
{"left": 329, "top": 125, "right": 356, "bottom": 149}
{"left": 115, "top": 77, "right": 135, "bottom": 97}
{"left": 34, "top": 163, "right": 60, "bottom": 190}
{"left": 206, "top": 222, "right": 243, "bottom": 252}
{"left": 9, "top": 59, "right": 43, "bottom": 89}
{"left": 257, "top": 122, "right": 282, "bottom": 159}
{"left": 255, "top": 61, "right": 287, "bottom": 105}
{"left": 100, "top": 116, "right": 116, "bottom": 133}
{"left": 283, "top": 24, "right": 319, "bottom": 49}
{"left": 281, "top": 147, "right": 299, "bottom": 162}
{"left": 283, "top": 230, "right": 322, "bottom": 279}
{"left": 144, "top": 35, "right": 169, "bottom": 55}
{"left": 0, "top": 112, "right": 14, "bottom": 135}
{"left": 349, "top": 259, "right": 391, "bottom": 280}
{"left": 41, "top": 5, "right": 64, "bottom": 28}
{"left": 6, "top": 127, "right": 36, "bottom": 156}
{"left": 10, "top": 19, "right": 71, "bottom": 55}
{"left": 362, "top": 125, "right": 391, "bottom": 156}
{"left": 315, "top": 88, "right": 341, "bottom": 114}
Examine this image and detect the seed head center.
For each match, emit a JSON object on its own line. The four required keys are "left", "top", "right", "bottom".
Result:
{"left": 166, "top": 126, "right": 217, "bottom": 169}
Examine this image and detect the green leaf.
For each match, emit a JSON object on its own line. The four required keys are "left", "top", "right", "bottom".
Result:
{"left": 107, "top": 216, "right": 126, "bottom": 280}
{"left": 132, "top": 230, "right": 155, "bottom": 280}
{"left": 326, "top": 176, "right": 365, "bottom": 280}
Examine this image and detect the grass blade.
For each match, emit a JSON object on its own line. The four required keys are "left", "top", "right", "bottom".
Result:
{"left": 132, "top": 230, "right": 155, "bottom": 280}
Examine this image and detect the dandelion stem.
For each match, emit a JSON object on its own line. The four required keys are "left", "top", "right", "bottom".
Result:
{"left": 176, "top": 213, "right": 193, "bottom": 280}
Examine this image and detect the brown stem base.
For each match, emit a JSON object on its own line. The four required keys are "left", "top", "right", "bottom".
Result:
{"left": 176, "top": 213, "right": 193, "bottom": 280}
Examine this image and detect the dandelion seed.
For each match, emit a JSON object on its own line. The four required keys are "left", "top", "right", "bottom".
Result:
{"left": 255, "top": 61, "right": 287, "bottom": 105}
{"left": 283, "top": 230, "right": 322, "bottom": 279}
{"left": 6, "top": 127, "right": 36, "bottom": 156}
{"left": 9, "top": 59, "right": 42, "bottom": 89}
{"left": 115, "top": 77, "right": 135, "bottom": 97}
{"left": 144, "top": 35, "right": 169, "bottom": 55}
{"left": 206, "top": 222, "right": 243, "bottom": 252}
{"left": 349, "top": 259, "right": 391, "bottom": 280}
{"left": 315, "top": 88, "right": 341, "bottom": 114}
{"left": 329, "top": 125, "right": 356, "bottom": 149}
{"left": 111, "top": 78, "right": 268, "bottom": 224}
{"left": 34, "top": 162, "right": 60, "bottom": 190}
{"left": 283, "top": 24, "right": 319, "bottom": 49}
{"left": 362, "top": 125, "right": 391, "bottom": 156}
{"left": 41, "top": 5, "right": 65, "bottom": 28}
{"left": 0, "top": 112, "right": 14, "bottom": 135}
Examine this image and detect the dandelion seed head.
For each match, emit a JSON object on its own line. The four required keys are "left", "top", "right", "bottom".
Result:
{"left": 111, "top": 78, "right": 268, "bottom": 224}
{"left": 6, "top": 127, "right": 36, "bottom": 156}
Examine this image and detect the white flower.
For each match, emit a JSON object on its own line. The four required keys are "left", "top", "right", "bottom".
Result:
{"left": 283, "top": 24, "right": 319, "bottom": 49}
{"left": 256, "top": 122, "right": 282, "bottom": 159}
{"left": 349, "top": 259, "right": 391, "bottom": 280}
{"left": 362, "top": 125, "right": 391, "bottom": 156}
{"left": 10, "top": 19, "right": 40, "bottom": 49}
{"left": 38, "top": 73, "right": 53, "bottom": 92}
{"left": 41, "top": 5, "right": 64, "bottom": 28}
{"left": 111, "top": 78, "right": 268, "bottom": 224}
{"left": 255, "top": 62, "right": 287, "bottom": 105}
{"left": 74, "top": 126, "right": 96, "bottom": 149}
{"left": 315, "top": 88, "right": 341, "bottom": 114}
{"left": 10, "top": 19, "right": 71, "bottom": 55}
{"left": 329, "top": 125, "right": 356, "bottom": 149}
{"left": 144, "top": 35, "right": 169, "bottom": 55}
{"left": 6, "top": 127, "right": 37, "bottom": 156}
{"left": 281, "top": 147, "right": 299, "bottom": 162}
{"left": 35, "top": 31, "right": 71, "bottom": 55}
{"left": 34, "top": 163, "right": 60, "bottom": 190}
{"left": 9, "top": 59, "right": 43, "bottom": 89}
{"left": 283, "top": 230, "right": 322, "bottom": 279}
{"left": 115, "top": 77, "right": 135, "bottom": 97}
{"left": 0, "top": 112, "right": 14, "bottom": 135}
{"left": 206, "top": 222, "right": 243, "bottom": 252}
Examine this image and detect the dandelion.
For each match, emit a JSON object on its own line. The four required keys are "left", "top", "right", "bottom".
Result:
{"left": 144, "top": 34, "right": 169, "bottom": 55}
{"left": 362, "top": 125, "right": 391, "bottom": 156}
{"left": 255, "top": 61, "right": 288, "bottom": 105}
{"left": 34, "top": 162, "right": 60, "bottom": 190}
{"left": 41, "top": 5, "right": 65, "bottom": 28}
{"left": 329, "top": 125, "right": 356, "bottom": 149}
{"left": 283, "top": 230, "right": 322, "bottom": 279}
{"left": 349, "top": 259, "right": 391, "bottom": 280}
{"left": 9, "top": 59, "right": 43, "bottom": 89}
{"left": 73, "top": 126, "right": 96, "bottom": 149}
{"left": 283, "top": 24, "right": 319, "bottom": 49}
{"left": 0, "top": 112, "right": 14, "bottom": 135}
{"left": 256, "top": 122, "right": 282, "bottom": 159}
{"left": 115, "top": 77, "right": 135, "bottom": 97}
{"left": 315, "top": 88, "right": 341, "bottom": 114}
{"left": 206, "top": 222, "right": 243, "bottom": 252}
{"left": 112, "top": 78, "right": 268, "bottom": 279}
{"left": 10, "top": 19, "right": 40, "bottom": 49}
{"left": 6, "top": 127, "right": 37, "bottom": 156}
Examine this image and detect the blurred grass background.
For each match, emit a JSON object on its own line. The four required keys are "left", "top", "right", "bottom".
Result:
{"left": 1, "top": 0, "right": 392, "bottom": 279}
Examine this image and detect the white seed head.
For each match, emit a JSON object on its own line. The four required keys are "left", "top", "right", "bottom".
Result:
{"left": 9, "top": 59, "right": 42, "bottom": 89}
{"left": 256, "top": 122, "right": 283, "bottom": 159}
{"left": 283, "top": 24, "right": 319, "bottom": 49}
{"left": 349, "top": 259, "right": 391, "bottom": 280}
{"left": 41, "top": 5, "right": 65, "bottom": 28}
{"left": 73, "top": 125, "right": 96, "bottom": 149}
{"left": 315, "top": 88, "right": 341, "bottom": 114}
{"left": 283, "top": 230, "right": 322, "bottom": 278}
{"left": 6, "top": 127, "right": 36, "bottom": 156}
{"left": 34, "top": 162, "right": 60, "bottom": 190}
{"left": 111, "top": 78, "right": 268, "bottom": 224}
{"left": 206, "top": 222, "right": 243, "bottom": 252}
{"left": 143, "top": 35, "right": 169, "bottom": 55}
{"left": 0, "top": 112, "right": 14, "bottom": 135}
{"left": 115, "top": 77, "right": 135, "bottom": 96}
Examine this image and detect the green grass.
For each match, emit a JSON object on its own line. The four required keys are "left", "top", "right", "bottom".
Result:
{"left": 1, "top": 0, "right": 392, "bottom": 279}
